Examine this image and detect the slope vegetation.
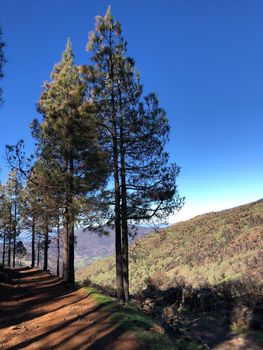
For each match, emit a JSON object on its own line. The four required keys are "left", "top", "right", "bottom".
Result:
{"left": 76, "top": 200, "right": 263, "bottom": 294}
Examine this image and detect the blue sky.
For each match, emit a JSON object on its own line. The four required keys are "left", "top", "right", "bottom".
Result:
{"left": 0, "top": 0, "right": 262, "bottom": 222}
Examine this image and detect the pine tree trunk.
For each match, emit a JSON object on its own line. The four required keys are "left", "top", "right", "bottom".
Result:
{"left": 113, "top": 133, "right": 124, "bottom": 302}
{"left": 68, "top": 152, "right": 75, "bottom": 284}
{"left": 37, "top": 238, "right": 40, "bottom": 267}
{"left": 31, "top": 217, "right": 35, "bottom": 268}
{"left": 12, "top": 201, "right": 17, "bottom": 268}
{"left": 109, "top": 46, "right": 124, "bottom": 303}
{"left": 8, "top": 207, "right": 12, "bottom": 267}
{"left": 56, "top": 220, "right": 60, "bottom": 277}
{"left": 112, "top": 101, "right": 124, "bottom": 301}
{"left": 119, "top": 88, "right": 129, "bottom": 302}
{"left": 63, "top": 158, "right": 69, "bottom": 282}
{"left": 8, "top": 237, "right": 11, "bottom": 267}
{"left": 121, "top": 182, "right": 129, "bottom": 302}
{"left": 43, "top": 224, "right": 48, "bottom": 271}
{"left": 12, "top": 234, "right": 16, "bottom": 268}
{"left": 62, "top": 216, "right": 69, "bottom": 281}
{"left": 8, "top": 234, "right": 11, "bottom": 267}
{"left": 68, "top": 219, "right": 74, "bottom": 283}
{"left": 2, "top": 231, "right": 6, "bottom": 266}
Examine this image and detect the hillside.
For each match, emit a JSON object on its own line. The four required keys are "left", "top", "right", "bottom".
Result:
{"left": 76, "top": 199, "right": 263, "bottom": 294}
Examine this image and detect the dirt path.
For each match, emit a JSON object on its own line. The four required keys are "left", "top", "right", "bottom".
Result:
{"left": 0, "top": 268, "right": 139, "bottom": 350}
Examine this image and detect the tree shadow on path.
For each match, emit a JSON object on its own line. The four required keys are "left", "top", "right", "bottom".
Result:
{"left": 0, "top": 268, "right": 141, "bottom": 350}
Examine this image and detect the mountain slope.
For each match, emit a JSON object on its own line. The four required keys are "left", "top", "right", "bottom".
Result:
{"left": 76, "top": 199, "right": 263, "bottom": 293}
{"left": 19, "top": 225, "right": 152, "bottom": 273}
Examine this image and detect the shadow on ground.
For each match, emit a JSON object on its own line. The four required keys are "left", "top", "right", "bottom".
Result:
{"left": 0, "top": 268, "right": 141, "bottom": 350}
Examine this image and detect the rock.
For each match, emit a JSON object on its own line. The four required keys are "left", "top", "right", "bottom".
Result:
{"left": 12, "top": 326, "right": 21, "bottom": 330}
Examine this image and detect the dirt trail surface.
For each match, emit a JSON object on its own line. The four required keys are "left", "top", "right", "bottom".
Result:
{"left": 0, "top": 268, "right": 139, "bottom": 350}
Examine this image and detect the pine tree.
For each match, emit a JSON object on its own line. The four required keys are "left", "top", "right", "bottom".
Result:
{"left": 5, "top": 140, "right": 62, "bottom": 270}
{"left": 0, "top": 172, "right": 22, "bottom": 268}
{"left": 85, "top": 7, "right": 184, "bottom": 302}
{"left": 84, "top": 7, "right": 125, "bottom": 301}
{"left": 4, "top": 171, "right": 22, "bottom": 268}
{"left": 35, "top": 39, "right": 107, "bottom": 283}
{"left": 0, "top": 184, "right": 11, "bottom": 266}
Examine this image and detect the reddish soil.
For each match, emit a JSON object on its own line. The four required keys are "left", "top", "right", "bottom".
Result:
{"left": 0, "top": 268, "right": 139, "bottom": 350}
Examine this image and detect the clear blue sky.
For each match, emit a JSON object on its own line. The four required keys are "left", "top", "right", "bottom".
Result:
{"left": 0, "top": 0, "right": 262, "bottom": 222}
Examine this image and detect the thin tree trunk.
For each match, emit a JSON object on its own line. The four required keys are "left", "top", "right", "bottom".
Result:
{"left": 43, "top": 225, "right": 48, "bottom": 271}
{"left": 56, "top": 219, "right": 60, "bottom": 277}
{"left": 8, "top": 206, "right": 12, "bottom": 267}
{"left": 12, "top": 201, "right": 17, "bottom": 268}
{"left": 2, "top": 231, "right": 6, "bottom": 266}
{"left": 63, "top": 158, "right": 69, "bottom": 282}
{"left": 62, "top": 216, "right": 69, "bottom": 281}
{"left": 12, "top": 233, "right": 16, "bottom": 268}
{"left": 68, "top": 152, "right": 75, "bottom": 284}
{"left": 31, "top": 217, "right": 35, "bottom": 268}
{"left": 119, "top": 86, "right": 129, "bottom": 302}
{"left": 113, "top": 129, "right": 124, "bottom": 302}
{"left": 37, "top": 237, "right": 40, "bottom": 268}
{"left": 8, "top": 234, "right": 11, "bottom": 267}
{"left": 109, "top": 51, "right": 124, "bottom": 302}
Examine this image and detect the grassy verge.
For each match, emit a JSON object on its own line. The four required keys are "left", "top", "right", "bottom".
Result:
{"left": 84, "top": 287, "right": 202, "bottom": 350}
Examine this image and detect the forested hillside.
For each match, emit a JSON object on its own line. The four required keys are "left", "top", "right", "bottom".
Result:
{"left": 77, "top": 200, "right": 263, "bottom": 293}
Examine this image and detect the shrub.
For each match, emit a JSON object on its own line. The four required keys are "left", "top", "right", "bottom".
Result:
{"left": 146, "top": 271, "right": 169, "bottom": 290}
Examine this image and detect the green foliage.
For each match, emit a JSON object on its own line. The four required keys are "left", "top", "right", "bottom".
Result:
{"left": 77, "top": 200, "right": 263, "bottom": 293}
{"left": 36, "top": 38, "right": 107, "bottom": 211}
{"left": 84, "top": 7, "right": 183, "bottom": 228}
{"left": 83, "top": 6, "right": 183, "bottom": 301}
{"left": 32, "top": 38, "right": 109, "bottom": 281}
{"left": 0, "top": 170, "right": 23, "bottom": 267}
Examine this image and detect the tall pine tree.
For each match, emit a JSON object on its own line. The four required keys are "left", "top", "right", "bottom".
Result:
{"left": 84, "top": 7, "right": 183, "bottom": 302}
{"left": 35, "top": 39, "right": 107, "bottom": 283}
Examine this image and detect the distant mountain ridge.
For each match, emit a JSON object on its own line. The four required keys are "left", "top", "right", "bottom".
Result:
{"left": 73, "top": 225, "right": 152, "bottom": 269}
{"left": 20, "top": 225, "right": 152, "bottom": 273}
